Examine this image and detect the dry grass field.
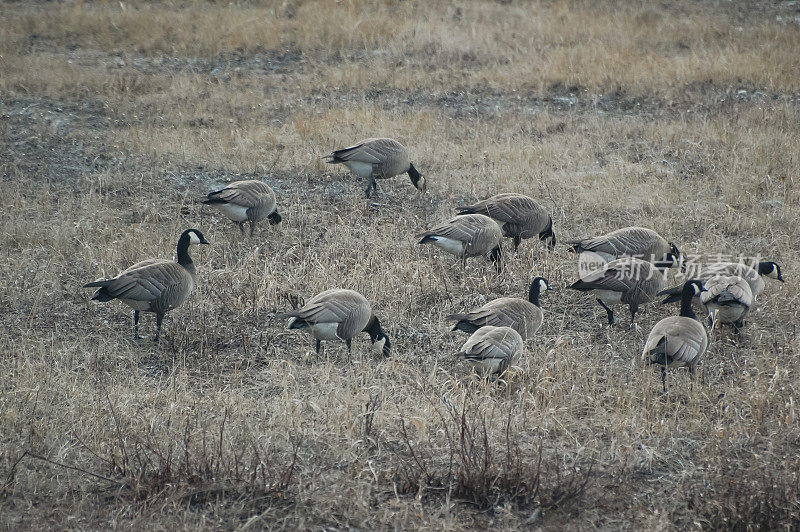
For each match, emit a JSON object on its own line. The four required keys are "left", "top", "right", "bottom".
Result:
{"left": 2, "top": 0, "right": 800, "bottom": 529}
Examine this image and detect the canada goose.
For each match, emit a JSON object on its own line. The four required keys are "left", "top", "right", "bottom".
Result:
{"left": 659, "top": 260, "right": 783, "bottom": 303}
{"left": 455, "top": 193, "right": 556, "bottom": 251}
{"left": 569, "top": 257, "right": 667, "bottom": 326}
{"left": 457, "top": 325, "right": 524, "bottom": 378}
{"left": 83, "top": 228, "right": 210, "bottom": 340}
{"left": 280, "top": 289, "right": 391, "bottom": 357}
{"left": 203, "top": 179, "right": 281, "bottom": 236}
{"left": 448, "top": 277, "right": 551, "bottom": 339}
{"left": 418, "top": 214, "right": 503, "bottom": 272}
{"left": 643, "top": 280, "right": 708, "bottom": 393}
{"left": 568, "top": 227, "right": 682, "bottom": 267}
{"left": 700, "top": 275, "right": 753, "bottom": 330}
{"left": 324, "top": 138, "right": 425, "bottom": 198}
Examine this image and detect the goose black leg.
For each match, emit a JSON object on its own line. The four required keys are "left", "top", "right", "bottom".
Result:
{"left": 597, "top": 299, "right": 614, "bottom": 325}
{"left": 155, "top": 313, "right": 164, "bottom": 342}
{"left": 249, "top": 220, "right": 257, "bottom": 237}
{"left": 629, "top": 305, "right": 639, "bottom": 328}
{"left": 238, "top": 222, "right": 245, "bottom": 234}
{"left": 661, "top": 367, "right": 668, "bottom": 394}
{"left": 315, "top": 338, "right": 322, "bottom": 354}
{"left": 133, "top": 310, "right": 141, "bottom": 339}
{"left": 346, "top": 338, "right": 352, "bottom": 353}
{"left": 513, "top": 235, "right": 521, "bottom": 251}
{"left": 365, "top": 175, "right": 377, "bottom": 198}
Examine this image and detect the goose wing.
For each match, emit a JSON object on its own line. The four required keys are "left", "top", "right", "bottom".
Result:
{"left": 206, "top": 180, "right": 273, "bottom": 208}
{"left": 100, "top": 260, "right": 189, "bottom": 303}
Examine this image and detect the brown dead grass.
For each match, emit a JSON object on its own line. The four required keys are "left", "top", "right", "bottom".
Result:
{"left": 1, "top": 0, "right": 800, "bottom": 529}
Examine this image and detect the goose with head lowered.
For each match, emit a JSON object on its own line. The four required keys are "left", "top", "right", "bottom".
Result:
{"left": 324, "top": 138, "right": 425, "bottom": 198}
{"left": 457, "top": 325, "right": 524, "bottom": 379}
{"left": 448, "top": 276, "right": 551, "bottom": 339}
{"left": 83, "top": 228, "right": 210, "bottom": 341}
{"left": 569, "top": 257, "right": 668, "bottom": 327}
{"left": 568, "top": 226, "right": 683, "bottom": 267}
{"left": 456, "top": 193, "right": 556, "bottom": 251}
{"left": 280, "top": 289, "right": 391, "bottom": 358}
{"left": 643, "top": 280, "right": 708, "bottom": 393}
{"left": 700, "top": 274, "right": 753, "bottom": 330}
{"left": 203, "top": 179, "right": 282, "bottom": 236}
{"left": 418, "top": 214, "right": 503, "bottom": 272}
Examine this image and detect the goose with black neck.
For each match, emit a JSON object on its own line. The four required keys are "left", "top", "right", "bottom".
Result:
{"left": 83, "top": 228, "right": 210, "bottom": 341}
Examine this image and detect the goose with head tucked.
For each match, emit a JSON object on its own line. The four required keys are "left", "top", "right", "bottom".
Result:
{"left": 83, "top": 228, "right": 210, "bottom": 340}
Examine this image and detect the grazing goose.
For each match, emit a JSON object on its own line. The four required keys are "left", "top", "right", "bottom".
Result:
{"left": 280, "top": 289, "right": 391, "bottom": 357}
{"left": 448, "top": 277, "right": 552, "bottom": 339}
{"left": 568, "top": 226, "right": 682, "bottom": 266}
{"left": 659, "top": 260, "right": 783, "bottom": 303}
{"left": 700, "top": 275, "right": 753, "bottom": 330}
{"left": 203, "top": 179, "right": 281, "bottom": 236}
{"left": 643, "top": 280, "right": 708, "bottom": 393}
{"left": 83, "top": 228, "right": 210, "bottom": 340}
{"left": 418, "top": 214, "right": 503, "bottom": 272}
{"left": 457, "top": 325, "right": 524, "bottom": 378}
{"left": 324, "top": 138, "right": 425, "bottom": 198}
{"left": 455, "top": 193, "right": 556, "bottom": 251}
{"left": 569, "top": 257, "right": 667, "bottom": 326}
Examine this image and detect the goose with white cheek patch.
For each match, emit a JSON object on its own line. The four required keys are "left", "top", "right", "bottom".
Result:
{"left": 700, "top": 274, "right": 753, "bottom": 331}
{"left": 83, "top": 228, "right": 210, "bottom": 341}
{"left": 568, "top": 226, "right": 683, "bottom": 268}
{"left": 643, "top": 280, "right": 708, "bottom": 393}
{"left": 280, "top": 289, "right": 391, "bottom": 358}
{"left": 456, "top": 193, "right": 556, "bottom": 251}
{"left": 418, "top": 214, "right": 504, "bottom": 272}
{"left": 324, "top": 138, "right": 425, "bottom": 198}
{"left": 203, "top": 179, "right": 282, "bottom": 236}
{"left": 448, "top": 277, "right": 552, "bottom": 340}
{"left": 457, "top": 325, "right": 524, "bottom": 379}
{"left": 569, "top": 257, "right": 668, "bottom": 327}
{"left": 659, "top": 260, "right": 783, "bottom": 303}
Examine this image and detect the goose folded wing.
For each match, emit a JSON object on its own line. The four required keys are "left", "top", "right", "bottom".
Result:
{"left": 332, "top": 141, "right": 384, "bottom": 164}
{"left": 577, "top": 266, "right": 636, "bottom": 292}
{"left": 727, "top": 281, "right": 753, "bottom": 306}
{"left": 660, "top": 334, "right": 704, "bottom": 365}
{"left": 295, "top": 298, "right": 353, "bottom": 325}
{"left": 104, "top": 261, "right": 186, "bottom": 301}
{"left": 486, "top": 196, "right": 539, "bottom": 223}
{"left": 209, "top": 181, "right": 269, "bottom": 207}
{"left": 420, "top": 219, "right": 474, "bottom": 242}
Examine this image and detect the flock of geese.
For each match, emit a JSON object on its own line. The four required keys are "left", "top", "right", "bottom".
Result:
{"left": 83, "top": 138, "right": 785, "bottom": 392}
